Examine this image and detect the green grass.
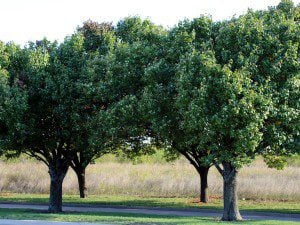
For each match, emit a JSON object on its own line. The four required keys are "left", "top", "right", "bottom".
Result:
{"left": 0, "top": 193, "right": 299, "bottom": 214}
{"left": 0, "top": 208, "right": 298, "bottom": 225}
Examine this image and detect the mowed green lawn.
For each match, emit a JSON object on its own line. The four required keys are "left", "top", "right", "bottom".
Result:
{"left": 0, "top": 208, "right": 299, "bottom": 225}
{"left": 0, "top": 193, "right": 299, "bottom": 214}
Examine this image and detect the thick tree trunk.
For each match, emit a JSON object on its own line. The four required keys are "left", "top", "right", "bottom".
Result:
{"left": 48, "top": 166, "right": 68, "bottom": 213}
{"left": 75, "top": 167, "right": 87, "bottom": 198}
{"left": 221, "top": 163, "right": 242, "bottom": 221}
{"left": 198, "top": 166, "right": 209, "bottom": 203}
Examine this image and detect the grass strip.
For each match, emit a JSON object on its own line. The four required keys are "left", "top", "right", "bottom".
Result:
{"left": 0, "top": 208, "right": 299, "bottom": 225}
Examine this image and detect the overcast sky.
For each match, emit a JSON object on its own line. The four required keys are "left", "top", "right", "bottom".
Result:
{"left": 1, "top": 0, "right": 299, "bottom": 46}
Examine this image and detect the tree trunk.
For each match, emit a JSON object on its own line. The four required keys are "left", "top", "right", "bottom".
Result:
{"left": 198, "top": 166, "right": 209, "bottom": 203}
{"left": 48, "top": 166, "right": 68, "bottom": 213}
{"left": 75, "top": 167, "right": 87, "bottom": 198}
{"left": 221, "top": 163, "right": 242, "bottom": 221}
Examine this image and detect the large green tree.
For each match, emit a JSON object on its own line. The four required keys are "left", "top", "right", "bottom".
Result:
{"left": 0, "top": 42, "right": 27, "bottom": 158}
{"left": 214, "top": 0, "right": 300, "bottom": 164}
{"left": 0, "top": 36, "right": 117, "bottom": 212}
{"left": 176, "top": 0, "right": 299, "bottom": 220}
{"left": 177, "top": 51, "right": 270, "bottom": 220}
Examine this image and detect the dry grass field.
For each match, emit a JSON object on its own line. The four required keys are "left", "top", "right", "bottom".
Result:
{"left": 0, "top": 155, "right": 299, "bottom": 202}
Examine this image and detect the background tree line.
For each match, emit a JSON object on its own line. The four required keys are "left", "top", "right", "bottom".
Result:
{"left": 0, "top": 0, "right": 299, "bottom": 221}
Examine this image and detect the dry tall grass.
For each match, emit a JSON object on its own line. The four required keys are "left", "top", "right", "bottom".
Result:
{"left": 0, "top": 157, "right": 299, "bottom": 201}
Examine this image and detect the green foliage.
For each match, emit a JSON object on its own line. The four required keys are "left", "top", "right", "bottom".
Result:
{"left": 1, "top": 33, "right": 118, "bottom": 177}
{"left": 213, "top": 2, "right": 300, "bottom": 168}
{"left": 0, "top": 42, "right": 27, "bottom": 157}
{"left": 286, "top": 154, "right": 300, "bottom": 166}
{"left": 264, "top": 155, "right": 287, "bottom": 170}
{"left": 177, "top": 51, "right": 271, "bottom": 167}
{"left": 116, "top": 16, "right": 166, "bottom": 44}
{"left": 99, "top": 17, "right": 166, "bottom": 157}
{"left": 141, "top": 1, "right": 299, "bottom": 174}
{"left": 141, "top": 16, "right": 216, "bottom": 170}
{"left": 78, "top": 20, "right": 115, "bottom": 53}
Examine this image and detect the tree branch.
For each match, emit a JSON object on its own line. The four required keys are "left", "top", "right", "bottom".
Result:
{"left": 178, "top": 149, "right": 200, "bottom": 171}
{"left": 215, "top": 164, "right": 224, "bottom": 176}
{"left": 25, "top": 151, "right": 49, "bottom": 166}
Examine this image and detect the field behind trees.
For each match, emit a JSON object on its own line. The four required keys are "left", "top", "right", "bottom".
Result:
{"left": 1, "top": 154, "right": 299, "bottom": 202}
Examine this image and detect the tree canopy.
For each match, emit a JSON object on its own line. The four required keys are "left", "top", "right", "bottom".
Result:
{"left": 0, "top": 0, "right": 299, "bottom": 220}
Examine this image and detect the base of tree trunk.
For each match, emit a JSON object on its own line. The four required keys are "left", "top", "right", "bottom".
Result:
{"left": 199, "top": 166, "right": 210, "bottom": 203}
{"left": 48, "top": 166, "right": 68, "bottom": 213}
{"left": 48, "top": 178, "right": 63, "bottom": 213}
{"left": 76, "top": 168, "right": 88, "bottom": 198}
{"left": 221, "top": 163, "right": 243, "bottom": 221}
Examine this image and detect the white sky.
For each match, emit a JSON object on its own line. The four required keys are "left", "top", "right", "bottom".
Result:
{"left": 1, "top": 0, "right": 299, "bottom": 46}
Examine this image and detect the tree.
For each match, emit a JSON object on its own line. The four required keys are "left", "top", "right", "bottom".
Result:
{"left": 176, "top": 1, "right": 299, "bottom": 220}
{"left": 101, "top": 17, "right": 167, "bottom": 157}
{"left": 0, "top": 41, "right": 27, "bottom": 158}
{"left": 67, "top": 20, "right": 116, "bottom": 198}
{"left": 79, "top": 20, "right": 115, "bottom": 53}
{"left": 141, "top": 17, "right": 214, "bottom": 203}
{"left": 177, "top": 51, "right": 270, "bottom": 220}
{"left": 0, "top": 36, "right": 117, "bottom": 212}
{"left": 116, "top": 16, "right": 164, "bottom": 44}
{"left": 0, "top": 42, "right": 11, "bottom": 145}
{"left": 214, "top": 0, "right": 300, "bottom": 163}
{"left": 42, "top": 33, "right": 123, "bottom": 207}
{"left": 69, "top": 17, "right": 166, "bottom": 198}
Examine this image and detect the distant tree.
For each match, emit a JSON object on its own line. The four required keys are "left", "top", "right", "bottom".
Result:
{"left": 68, "top": 20, "right": 116, "bottom": 198}
{"left": 70, "top": 18, "right": 166, "bottom": 198}
{"left": 102, "top": 17, "right": 167, "bottom": 157}
{"left": 141, "top": 17, "right": 214, "bottom": 203}
{"left": 79, "top": 20, "right": 115, "bottom": 53}
{"left": 116, "top": 16, "right": 165, "bottom": 44}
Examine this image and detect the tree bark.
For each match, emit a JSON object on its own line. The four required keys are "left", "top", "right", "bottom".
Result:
{"left": 75, "top": 167, "right": 87, "bottom": 198}
{"left": 178, "top": 149, "right": 211, "bottom": 203}
{"left": 220, "top": 162, "right": 242, "bottom": 221}
{"left": 198, "top": 166, "right": 209, "bottom": 203}
{"left": 48, "top": 166, "right": 68, "bottom": 213}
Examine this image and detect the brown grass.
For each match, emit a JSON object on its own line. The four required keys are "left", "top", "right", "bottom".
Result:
{"left": 0, "top": 157, "right": 299, "bottom": 201}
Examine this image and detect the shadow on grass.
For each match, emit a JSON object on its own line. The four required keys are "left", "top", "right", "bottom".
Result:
{"left": 0, "top": 194, "right": 298, "bottom": 214}
{"left": 0, "top": 208, "right": 214, "bottom": 225}
{"left": 0, "top": 195, "right": 221, "bottom": 209}
{"left": 68, "top": 199, "right": 220, "bottom": 209}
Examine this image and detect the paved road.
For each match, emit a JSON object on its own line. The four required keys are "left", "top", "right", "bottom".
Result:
{"left": 0, "top": 203, "right": 299, "bottom": 222}
{"left": 0, "top": 219, "right": 110, "bottom": 225}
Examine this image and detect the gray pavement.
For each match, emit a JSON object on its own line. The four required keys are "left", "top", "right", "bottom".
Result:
{"left": 0, "top": 219, "right": 111, "bottom": 225}
{"left": 0, "top": 203, "right": 299, "bottom": 222}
